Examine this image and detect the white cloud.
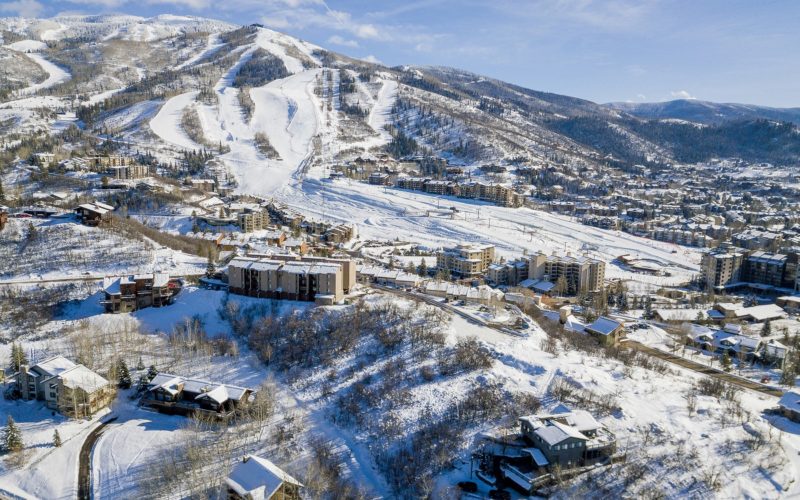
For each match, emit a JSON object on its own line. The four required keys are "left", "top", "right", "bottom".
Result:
{"left": 0, "top": 0, "right": 44, "bottom": 17}
{"left": 360, "top": 54, "right": 381, "bottom": 64}
{"left": 327, "top": 35, "right": 358, "bottom": 48}
{"left": 670, "top": 90, "right": 695, "bottom": 99}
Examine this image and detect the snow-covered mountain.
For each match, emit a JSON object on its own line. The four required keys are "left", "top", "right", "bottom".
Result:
{"left": 607, "top": 99, "right": 800, "bottom": 126}
{"left": 0, "top": 13, "right": 798, "bottom": 193}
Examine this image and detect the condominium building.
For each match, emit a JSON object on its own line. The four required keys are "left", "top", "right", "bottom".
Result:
{"left": 102, "top": 273, "right": 182, "bottom": 313}
{"left": 529, "top": 252, "right": 605, "bottom": 295}
{"left": 701, "top": 247, "right": 745, "bottom": 288}
{"left": 742, "top": 251, "right": 790, "bottom": 288}
{"left": 107, "top": 163, "right": 150, "bottom": 180}
{"left": 238, "top": 209, "right": 268, "bottom": 233}
{"left": 228, "top": 256, "right": 350, "bottom": 304}
{"left": 436, "top": 243, "right": 496, "bottom": 278}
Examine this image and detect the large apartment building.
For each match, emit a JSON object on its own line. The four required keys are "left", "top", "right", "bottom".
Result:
{"left": 742, "top": 251, "right": 791, "bottom": 289}
{"left": 436, "top": 243, "right": 496, "bottom": 278}
{"left": 529, "top": 252, "right": 605, "bottom": 294}
{"left": 228, "top": 256, "right": 353, "bottom": 304}
{"left": 701, "top": 247, "right": 745, "bottom": 289}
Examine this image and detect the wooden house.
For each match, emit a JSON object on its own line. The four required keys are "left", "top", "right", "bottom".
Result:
{"left": 75, "top": 201, "right": 115, "bottom": 226}
{"left": 142, "top": 373, "right": 253, "bottom": 420}
{"left": 15, "top": 356, "right": 115, "bottom": 418}
{"left": 102, "top": 273, "right": 182, "bottom": 313}
{"left": 226, "top": 455, "right": 303, "bottom": 500}
{"left": 584, "top": 317, "right": 625, "bottom": 346}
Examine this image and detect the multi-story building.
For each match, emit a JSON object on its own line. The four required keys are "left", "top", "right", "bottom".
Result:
{"left": 486, "top": 259, "right": 529, "bottom": 286}
{"left": 107, "top": 163, "right": 150, "bottom": 180}
{"left": 102, "top": 273, "right": 182, "bottom": 313}
{"left": 529, "top": 252, "right": 605, "bottom": 295}
{"left": 701, "top": 247, "right": 745, "bottom": 288}
{"left": 16, "top": 356, "right": 115, "bottom": 418}
{"left": 436, "top": 243, "right": 496, "bottom": 278}
{"left": 228, "top": 256, "right": 352, "bottom": 304}
{"left": 742, "top": 251, "right": 790, "bottom": 288}
{"left": 238, "top": 209, "right": 268, "bottom": 233}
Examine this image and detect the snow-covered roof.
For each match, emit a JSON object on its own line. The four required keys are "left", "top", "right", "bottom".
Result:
{"left": 32, "top": 355, "right": 77, "bottom": 377}
{"left": 59, "top": 365, "right": 110, "bottom": 392}
{"left": 226, "top": 455, "right": 302, "bottom": 500}
{"left": 149, "top": 373, "right": 250, "bottom": 401}
{"left": 779, "top": 390, "right": 800, "bottom": 413}
{"left": 195, "top": 384, "right": 229, "bottom": 405}
{"left": 535, "top": 420, "right": 588, "bottom": 446}
{"left": 585, "top": 317, "right": 622, "bottom": 336}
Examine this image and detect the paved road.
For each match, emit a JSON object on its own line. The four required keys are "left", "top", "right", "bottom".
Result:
{"left": 78, "top": 416, "right": 118, "bottom": 500}
{"left": 625, "top": 340, "right": 783, "bottom": 398}
{"left": 370, "top": 284, "right": 524, "bottom": 337}
{"left": 371, "top": 284, "right": 782, "bottom": 397}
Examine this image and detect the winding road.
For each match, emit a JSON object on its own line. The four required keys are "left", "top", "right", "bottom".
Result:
{"left": 77, "top": 416, "right": 118, "bottom": 500}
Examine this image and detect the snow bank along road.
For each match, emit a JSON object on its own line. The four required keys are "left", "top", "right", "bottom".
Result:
{"left": 78, "top": 416, "right": 118, "bottom": 500}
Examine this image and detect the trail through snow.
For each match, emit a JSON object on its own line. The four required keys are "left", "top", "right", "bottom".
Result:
{"left": 5, "top": 43, "right": 70, "bottom": 96}
{"left": 149, "top": 90, "right": 202, "bottom": 151}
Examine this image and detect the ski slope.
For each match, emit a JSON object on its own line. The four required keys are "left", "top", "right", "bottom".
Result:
{"left": 278, "top": 176, "right": 702, "bottom": 289}
{"left": 5, "top": 41, "right": 70, "bottom": 96}
{"left": 175, "top": 33, "right": 224, "bottom": 70}
{"left": 149, "top": 90, "right": 202, "bottom": 151}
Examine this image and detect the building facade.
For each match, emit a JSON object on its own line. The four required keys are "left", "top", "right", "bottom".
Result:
{"left": 16, "top": 356, "right": 115, "bottom": 418}
{"left": 436, "top": 243, "right": 496, "bottom": 278}
{"left": 529, "top": 252, "right": 605, "bottom": 295}
{"left": 228, "top": 256, "right": 348, "bottom": 303}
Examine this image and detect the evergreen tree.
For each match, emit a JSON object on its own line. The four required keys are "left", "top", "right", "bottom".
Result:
{"left": 26, "top": 222, "right": 36, "bottom": 242}
{"left": 147, "top": 365, "right": 158, "bottom": 381}
{"left": 10, "top": 343, "right": 28, "bottom": 372}
{"left": 52, "top": 429, "right": 61, "bottom": 448}
{"left": 136, "top": 356, "right": 145, "bottom": 371}
{"left": 2, "top": 416, "right": 23, "bottom": 454}
{"left": 721, "top": 351, "right": 732, "bottom": 372}
{"left": 117, "top": 359, "right": 132, "bottom": 389}
{"left": 643, "top": 296, "right": 653, "bottom": 320}
{"left": 206, "top": 255, "right": 216, "bottom": 277}
{"left": 418, "top": 258, "right": 428, "bottom": 277}
{"left": 761, "top": 320, "right": 772, "bottom": 338}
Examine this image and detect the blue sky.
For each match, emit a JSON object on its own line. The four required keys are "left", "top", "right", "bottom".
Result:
{"left": 2, "top": 0, "right": 799, "bottom": 107}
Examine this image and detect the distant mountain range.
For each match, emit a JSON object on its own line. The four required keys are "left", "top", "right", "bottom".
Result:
{"left": 606, "top": 99, "right": 800, "bottom": 126}
{"left": 0, "top": 14, "right": 798, "bottom": 169}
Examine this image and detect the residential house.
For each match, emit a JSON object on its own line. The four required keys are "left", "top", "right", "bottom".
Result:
{"left": 778, "top": 390, "right": 800, "bottom": 423}
{"left": 102, "top": 273, "right": 182, "bottom": 313}
{"left": 75, "top": 201, "right": 115, "bottom": 226}
{"left": 584, "top": 317, "right": 624, "bottom": 346}
{"left": 16, "top": 356, "right": 115, "bottom": 418}
{"left": 226, "top": 455, "right": 303, "bottom": 500}
{"left": 142, "top": 373, "right": 253, "bottom": 420}
{"left": 518, "top": 407, "right": 616, "bottom": 469}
